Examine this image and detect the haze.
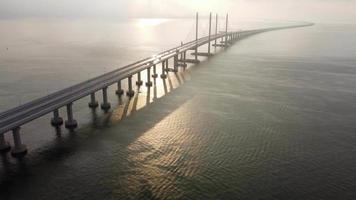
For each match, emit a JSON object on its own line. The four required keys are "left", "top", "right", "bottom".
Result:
{"left": 0, "top": 0, "right": 355, "bottom": 23}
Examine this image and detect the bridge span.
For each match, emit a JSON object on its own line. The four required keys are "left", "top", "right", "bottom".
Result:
{"left": 0, "top": 13, "right": 313, "bottom": 157}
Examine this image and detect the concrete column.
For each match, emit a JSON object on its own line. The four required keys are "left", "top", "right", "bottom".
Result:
{"left": 88, "top": 93, "right": 99, "bottom": 108}
{"left": 11, "top": 127, "right": 27, "bottom": 157}
{"left": 214, "top": 14, "right": 218, "bottom": 46}
{"left": 136, "top": 72, "right": 143, "bottom": 86}
{"left": 146, "top": 67, "right": 153, "bottom": 87}
{"left": 225, "top": 14, "right": 228, "bottom": 47}
{"left": 152, "top": 64, "right": 158, "bottom": 78}
{"left": 165, "top": 59, "right": 169, "bottom": 72}
{"left": 0, "top": 133, "right": 11, "bottom": 152}
{"left": 160, "top": 61, "right": 167, "bottom": 79}
{"left": 100, "top": 87, "right": 111, "bottom": 111}
{"left": 195, "top": 12, "right": 198, "bottom": 61}
{"left": 126, "top": 76, "right": 135, "bottom": 97}
{"left": 65, "top": 103, "right": 78, "bottom": 129}
{"left": 115, "top": 80, "right": 124, "bottom": 96}
{"left": 51, "top": 109, "right": 64, "bottom": 126}
{"left": 173, "top": 51, "right": 179, "bottom": 72}
{"left": 208, "top": 12, "right": 212, "bottom": 55}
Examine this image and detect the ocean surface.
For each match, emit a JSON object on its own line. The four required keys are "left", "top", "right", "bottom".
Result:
{"left": 1, "top": 18, "right": 356, "bottom": 199}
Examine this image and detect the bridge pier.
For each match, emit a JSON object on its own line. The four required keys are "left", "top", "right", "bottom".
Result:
{"left": 51, "top": 109, "right": 64, "bottom": 126}
{"left": 126, "top": 76, "right": 135, "bottom": 97}
{"left": 208, "top": 13, "right": 212, "bottom": 55}
{"left": 214, "top": 14, "right": 218, "bottom": 47}
{"left": 100, "top": 87, "right": 111, "bottom": 111}
{"left": 165, "top": 59, "right": 169, "bottom": 72}
{"left": 160, "top": 61, "right": 167, "bottom": 79}
{"left": 88, "top": 93, "right": 99, "bottom": 108}
{"left": 152, "top": 64, "right": 158, "bottom": 78}
{"left": 115, "top": 81, "right": 124, "bottom": 96}
{"left": 0, "top": 134, "right": 11, "bottom": 152}
{"left": 183, "top": 51, "right": 187, "bottom": 70}
{"left": 136, "top": 72, "right": 143, "bottom": 86}
{"left": 11, "top": 127, "right": 27, "bottom": 157}
{"left": 195, "top": 13, "right": 198, "bottom": 61}
{"left": 65, "top": 103, "right": 78, "bottom": 129}
{"left": 173, "top": 52, "right": 179, "bottom": 73}
{"left": 146, "top": 68, "right": 153, "bottom": 87}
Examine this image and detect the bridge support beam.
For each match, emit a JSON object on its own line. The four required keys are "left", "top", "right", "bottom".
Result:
{"left": 11, "top": 127, "right": 27, "bottom": 157}
{"left": 0, "top": 134, "right": 11, "bottom": 152}
{"left": 115, "top": 81, "right": 124, "bottom": 96}
{"left": 183, "top": 51, "right": 187, "bottom": 70}
{"left": 152, "top": 65, "right": 158, "bottom": 78}
{"left": 214, "top": 14, "right": 218, "bottom": 47}
{"left": 100, "top": 87, "right": 111, "bottom": 111}
{"left": 146, "top": 68, "right": 153, "bottom": 87}
{"left": 136, "top": 72, "right": 143, "bottom": 86}
{"left": 126, "top": 76, "right": 135, "bottom": 97}
{"left": 65, "top": 103, "right": 78, "bottom": 129}
{"left": 208, "top": 12, "right": 212, "bottom": 55}
{"left": 173, "top": 52, "right": 179, "bottom": 73}
{"left": 225, "top": 14, "right": 228, "bottom": 47}
{"left": 160, "top": 61, "right": 167, "bottom": 79}
{"left": 195, "top": 12, "right": 198, "bottom": 61}
{"left": 88, "top": 93, "right": 99, "bottom": 108}
{"left": 165, "top": 59, "right": 169, "bottom": 72}
{"left": 51, "top": 109, "right": 64, "bottom": 126}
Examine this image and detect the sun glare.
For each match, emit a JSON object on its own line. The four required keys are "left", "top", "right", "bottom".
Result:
{"left": 137, "top": 18, "right": 169, "bottom": 27}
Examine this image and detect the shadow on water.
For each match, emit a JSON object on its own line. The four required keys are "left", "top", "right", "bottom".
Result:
{"left": 153, "top": 80, "right": 158, "bottom": 100}
{"left": 146, "top": 86, "right": 151, "bottom": 106}
{"left": 0, "top": 60, "right": 208, "bottom": 195}
{"left": 131, "top": 86, "right": 141, "bottom": 113}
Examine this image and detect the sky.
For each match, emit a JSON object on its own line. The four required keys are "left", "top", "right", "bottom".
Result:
{"left": 0, "top": 0, "right": 355, "bottom": 23}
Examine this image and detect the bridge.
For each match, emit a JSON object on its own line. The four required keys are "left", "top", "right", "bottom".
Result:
{"left": 0, "top": 13, "right": 313, "bottom": 157}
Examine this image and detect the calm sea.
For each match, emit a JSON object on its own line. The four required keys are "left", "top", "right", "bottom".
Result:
{"left": 1, "top": 18, "right": 356, "bottom": 199}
